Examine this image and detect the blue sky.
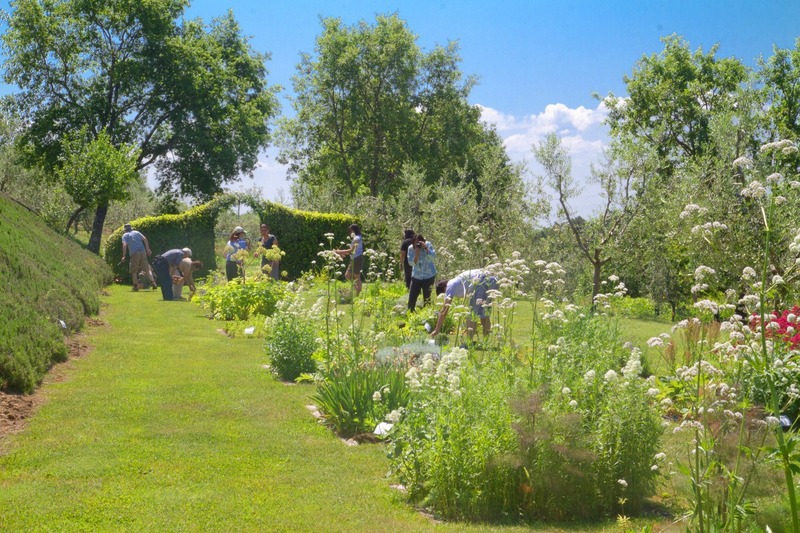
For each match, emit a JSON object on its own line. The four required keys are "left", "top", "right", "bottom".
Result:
{"left": 2, "top": 0, "right": 799, "bottom": 213}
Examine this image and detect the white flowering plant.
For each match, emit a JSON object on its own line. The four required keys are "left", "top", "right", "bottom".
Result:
{"left": 265, "top": 291, "right": 319, "bottom": 381}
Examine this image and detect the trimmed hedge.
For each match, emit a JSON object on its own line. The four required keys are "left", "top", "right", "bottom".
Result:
{"left": 250, "top": 199, "right": 358, "bottom": 280}
{"left": 0, "top": 193, "right": 112, "bottom": 392}
{"left": 104, "top": 194, "right": 359, "bottom": 282}
{"left": 104, "top": 195, "right": 233, "bottom": 283}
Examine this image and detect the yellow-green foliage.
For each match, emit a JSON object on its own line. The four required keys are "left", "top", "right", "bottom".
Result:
{"left": 104, "top": 195, "right": 232, "bottom": 282}
{"left": 0, "top": 194, "right": 112, "bottom": 392}
{"left": 250, "top": 199, "right": 358, "bottom": 279}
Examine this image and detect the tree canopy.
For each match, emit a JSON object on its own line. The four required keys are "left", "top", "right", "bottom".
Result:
{"left": 278, "top": 13, "right": 497, "bottom": 200}
{"left": 2, "top": 0, "right": 279, "bottom": 251}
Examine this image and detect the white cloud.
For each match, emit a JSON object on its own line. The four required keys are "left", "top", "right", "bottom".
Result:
{"left": 227, "top": 147, "right": 291, "bottom": 202}
{"left": 476, "top": 105, "right": 520, "bottom": 132}
{"left": 480, "top": 101, "right": 612, "bottom": 217}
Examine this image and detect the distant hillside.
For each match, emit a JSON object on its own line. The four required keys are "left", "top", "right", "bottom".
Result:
{"left": 0, "top": 194, "right": 112, "bottom": 392}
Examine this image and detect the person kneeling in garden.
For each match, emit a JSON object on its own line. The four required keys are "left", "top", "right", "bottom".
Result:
{"left": 430, "top": 269, "right": 498, "bottom": 340}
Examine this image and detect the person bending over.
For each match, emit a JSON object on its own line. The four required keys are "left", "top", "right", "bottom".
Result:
{"left": 121, "top": 223, "right": 155, "bottom": 290}
{"left": 430, "top": 269, "right": 498, "bottom": 340}
{"left": 152, "top": 248, "right": 192, "bottom": 301}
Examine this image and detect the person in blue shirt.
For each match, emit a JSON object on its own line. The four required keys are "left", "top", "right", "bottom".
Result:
{"left": 407, "top": 234, "right": 436, "bottom": 312}
{"left": 120, "top": 223, "right": 155, "bottom": 290}
{"left": 336, "top": 224, "right": 364, "bottom": 296}
{"left": 430, "top": 269, "right": 498, "bottom": 340}
{"left": 224, "top": 226, "right": 250, "bottom": 281}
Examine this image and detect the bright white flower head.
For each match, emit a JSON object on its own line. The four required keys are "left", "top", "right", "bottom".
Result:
{"left": 732, "top": 156, "right": 752, "bottom": 169}
{"left": 647, "top": 337, "right": 664, "bottom": 348}
{"left": 617, "top": 479, "right": 628, "bottom": 488}
{"left": 622, "top": 349, "right": 643, "bottom": 379}
{"left": 766, "top": 172, "right": 783, "bottom": 184}
{"left": 740, "top": 180, "right": 766, "bottom": 199}
{"left": 694, "top": 299, "right": 719, "bottom": 314}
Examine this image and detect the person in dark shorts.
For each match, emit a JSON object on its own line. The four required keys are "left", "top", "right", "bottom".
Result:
{"left": 336, "top": 224, "right": 364, "bottom": 296}
{"left": 430, "top": 269, "right": 498, "bottom": 340}
{"left": 407, "top": 234, "right": 436, "bottom": 312}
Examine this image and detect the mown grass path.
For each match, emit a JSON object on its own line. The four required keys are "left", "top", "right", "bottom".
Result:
{"left": 0, "top": 285, "right": 558, "bottom": 532}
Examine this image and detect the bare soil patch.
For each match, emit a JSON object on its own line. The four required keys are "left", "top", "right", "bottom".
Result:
{"left": 0, "top": 319, "right": 105, "bottom": 441}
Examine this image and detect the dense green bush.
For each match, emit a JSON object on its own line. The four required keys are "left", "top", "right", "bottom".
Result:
{"left": 611, "top": 296, "right": 656, "bottom": 319}
{"left": 389, "top": 310, "right": 663, "bottom": 521}
{"left": 196, "top": 278, "right": 285, "bottom": 321}
{"left": 265, "top": 294, "right": 318, "bottom": 381}
{"left": 250, "top": 199, "right": 358, "bottom": 280}
{"left": 0, "top": 194, "right": 112, "bottom": 392}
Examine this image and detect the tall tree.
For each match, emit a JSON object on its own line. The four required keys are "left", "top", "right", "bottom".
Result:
{"left": 278, "top": 13, "right": 493, "bottom": 200}
{"left": 57, "top": 127, "right": 139, "bottom": 234}
{"left": 533, "top": 133, "right": 650, "bottom": 300}
{"left": 2, "top": 0, "right": 279, "bottom": 253}
{"left": 602, "top": 35, "right": 747, "bottom": 186}
{"left": 760, "top": 38, "right": 800, "bottom": 180}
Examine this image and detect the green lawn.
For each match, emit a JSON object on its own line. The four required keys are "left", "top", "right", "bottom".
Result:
{"left": 1, "top": 285, "right": 632, "bottom": 532}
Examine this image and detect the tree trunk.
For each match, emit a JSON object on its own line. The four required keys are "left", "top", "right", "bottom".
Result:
{"left": 592, "top": 248, "right": 603, "bottom": 302}
{"left": 65, "top": 206, "right": 86, "bottom": 235}
{"left": 87, "top": 203, "right": 109, "bottom": 254}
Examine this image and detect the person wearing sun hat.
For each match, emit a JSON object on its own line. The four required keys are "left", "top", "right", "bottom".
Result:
{"left": 152, "top": 247, "right": 193, "bottom": 300}
{"left": 224, "top": 226, "right": 250, "bottom": 281}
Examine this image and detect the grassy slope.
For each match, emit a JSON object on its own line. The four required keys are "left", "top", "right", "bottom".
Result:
{"left": 2, "top": 285, "right": 593, "bottom": 533}
{"left": 0, "top": 194, "right": 111, "bottom": 392}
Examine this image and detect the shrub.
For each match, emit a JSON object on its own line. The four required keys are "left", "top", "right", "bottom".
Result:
{"left": 248, "top": 198, "right": 358, "bottom": 280}
{"left": 389, "top": 310, "right": 664, "bottom": 521}
{"left": 389, "top": 351, "right": 520, "bottom": 520}
{"left": 313, "top": 366, "right": 410, "bottom": 437}
{"left": 265, "top": 296, "right": 318, "bottom": 381}
{"left": 197, "top": 279, "right": 285, "bottom": 321}
{"left": 611, "top": 296, "right": 656, "bottom": 319}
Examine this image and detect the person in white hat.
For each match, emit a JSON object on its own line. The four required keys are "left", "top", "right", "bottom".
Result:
{"left": 224, "top": 226, "right": 250, "bottom": 281}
